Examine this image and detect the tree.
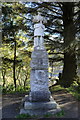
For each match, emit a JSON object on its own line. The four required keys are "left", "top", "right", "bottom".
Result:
{"left": 2, "top": 2, "right": 31, "bottom": 91}
{"left": 2, "top": 2, "right": 80, "bottom": 90}
{"left": 12, "top": 2, "right": 80, "bottom": 87}
{"left": 59, "top": 2, "right": 77, "bottom": 87}
{"left": 26, "top": 2, "right": 79, "bottom": 87}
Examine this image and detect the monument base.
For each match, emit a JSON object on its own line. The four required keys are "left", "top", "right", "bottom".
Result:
{"left": 20, "top": 95, "right": 61, "bottom": 117}
{"left": 29, "top": 90, "right": 51, "bottom": 102}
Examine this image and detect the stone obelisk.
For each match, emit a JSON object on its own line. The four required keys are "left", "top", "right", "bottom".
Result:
{"left": 20, "top": 11, "right": 61, "bottom": 116}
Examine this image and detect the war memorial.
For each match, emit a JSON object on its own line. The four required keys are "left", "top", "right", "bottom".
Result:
{"left": 20, "top": 10, "right": 61, "bottom": 116}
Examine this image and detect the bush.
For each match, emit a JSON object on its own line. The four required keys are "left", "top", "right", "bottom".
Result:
{"left": 2, "top": 84, "right": 30, "bottom": 94}
{"left": 3, "top": 84, "right": 15, "bottom": 93}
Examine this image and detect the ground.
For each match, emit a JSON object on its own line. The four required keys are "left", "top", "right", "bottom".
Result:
{"left": 2, "top": 90, "right": 80, "bottom": 119}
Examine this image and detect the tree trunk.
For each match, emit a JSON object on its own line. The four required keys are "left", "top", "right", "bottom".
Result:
{"left": 60, "top": 3, "right": 77, "bottom": 87}
{"left": 51, "top": 61, "right": 53, "bottom": 79}
{"left": 24, "top": 75, "right": 28, "bottom": 90}
{"left": 13, "top": 40, "right": 16, "bottom": 90}
{"left": 2, "top": 70, "right": 6, "bottom": 88}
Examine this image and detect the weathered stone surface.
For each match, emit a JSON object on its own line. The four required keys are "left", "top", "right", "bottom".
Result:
{"left": 29, "top": 91, "right": 51, "bottom": 102}
{"left": 31, "top": 58, "right": 48, "bottom": 69}
{"left": 20, "top": 96, "right": 61, "bottom": 116}
{"left": 31, "top": 49, "right": 48, "bottom": 59}
{"left": 34, "top": 23, "right": 45, "bottom": 37}
{"left": 30, "top": 48, "right": 50, "bottom": 102}
{"left": 24, "top": 101, "right": 57, "bottom": 110}
{"left": 30, "top": 69, "right": 49, "bottom": 90}
{"left": 20, "top": 104, "right": 61, "bottom": 117}
{"left": 20, "top": 107, "right": 61, "bottom": 117}
{"left": 31, "top": 49, "right": 48, "bottom": 69}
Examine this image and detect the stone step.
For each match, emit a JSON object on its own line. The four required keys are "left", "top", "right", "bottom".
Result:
{"left": 24, "top": 101, "right": 57, "bottom": 110}
{"left": 20, "top": 106, "right": 61, "bottom": 117}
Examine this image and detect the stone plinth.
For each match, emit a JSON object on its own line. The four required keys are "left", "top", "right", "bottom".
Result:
{"left": 20, "top": 96, "right": 61, "bottom": 117}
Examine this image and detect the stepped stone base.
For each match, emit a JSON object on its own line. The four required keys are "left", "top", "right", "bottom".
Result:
{"left": 20, "top": 96, "right": 61, "bottom": 117}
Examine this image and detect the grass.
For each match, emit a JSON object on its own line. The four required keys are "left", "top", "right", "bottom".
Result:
{"left": 44, "top": 111, "right": 65, "bottom": 118}
{"left": 50, "top": 85, "right": 65, "bottom": 93}
{"left": 16, "top": 110, "right": 65, "bottom": 118}
{"left": 44, "top": 113, "right": 53, "bottom": 117}
{"left": 2, "top": 85, "right": 30, "bottom": 94}
{"left": 50, "top": 84, "right": 80, "bottom": 101}
{"left": 54, "top": 110, "right": 65, "bottom": 117}
{"left": 66, "top": 86, "right": 80, "bottom": 101}
{"left": 16, "top": 114, "right": 37, "bottom": 118}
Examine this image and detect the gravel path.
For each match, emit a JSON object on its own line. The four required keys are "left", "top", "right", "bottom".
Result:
{"left": 2, "top": 91, "right": 79, "bottom": 119}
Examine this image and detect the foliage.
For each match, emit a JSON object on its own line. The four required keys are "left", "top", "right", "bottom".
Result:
{"left": 44, "top": 113, "right": 53, "bottom": 117}
{"left": 16, "top": 114, "right": 37, "bottom": 118}
{"left": 66, "top": 82, "right": 80, "bottom": 101}
{"left": 0, "top": 85, "right": 2, "bottom": 93}
{"left": 1, "top": 2, "right": 31, "bottom": 91}
{"left": 50, "top": 84, "right": 80, "bottom": 101}
{"left": 3, "top": 83, "right": 30, "bottom": 94}
{"left": 75, "top": 75, "right": 80, "bottom": 87}
{"left": 50, "top": 85, "right": 65, "bottom": 93}
{"left": 54, "top": 110, "right": 65, "bottom": 117}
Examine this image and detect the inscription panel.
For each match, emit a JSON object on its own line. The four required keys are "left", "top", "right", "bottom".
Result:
{"left": 30, "top": 69, "right": 49, "bottom": 91}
